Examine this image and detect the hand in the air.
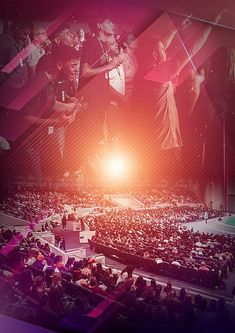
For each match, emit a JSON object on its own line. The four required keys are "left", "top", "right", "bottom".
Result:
{"left": 181, "top": 14, "right": 192, "bottom": 30}
{"left": 213, "top": 9, "right": 228, "bottom": 25}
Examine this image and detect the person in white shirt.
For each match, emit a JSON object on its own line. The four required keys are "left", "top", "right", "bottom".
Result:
{"left": 28, "top": 26, "right": 50, "bottom": 78}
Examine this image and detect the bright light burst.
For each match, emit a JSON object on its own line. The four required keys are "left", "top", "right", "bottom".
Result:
{"left": 104, "top": 154, "right": 128, "bottom": 179}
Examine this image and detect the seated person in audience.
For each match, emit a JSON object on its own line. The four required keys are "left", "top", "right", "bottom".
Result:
{"left": 48, "top": 272, "right": 64, "bottom": 313}
{"left": 30, "top": 275, "right": 48, "bottom": 306}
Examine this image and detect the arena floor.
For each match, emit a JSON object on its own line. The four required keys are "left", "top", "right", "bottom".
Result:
{"left": 182, "top": 215, "right": 235, "bottom": 236}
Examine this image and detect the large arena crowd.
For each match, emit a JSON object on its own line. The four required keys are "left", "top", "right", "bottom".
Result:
{"left": 88, "top": 208, "right": 232, "bottom": 286}
{"left": 131, "top": 188, "right": 200, "bottom": 206}
{"left": 0, "top": 227, "right": 234, "bottom": 333}
{"left": 0, "top": 183, "right": 234, "bottom": 333}
{"left": 0, "top": 186, "right": 116, "bottom": 223}
{"left": 0, "top": 1, "right": 235, "bottom": 332}
{"left": 0, "top": 186, "right": 233, "bottom": 291}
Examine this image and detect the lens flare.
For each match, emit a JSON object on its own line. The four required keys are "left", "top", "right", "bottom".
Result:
{"left": 104, "top": 154, "right": 127, "bottom": 179}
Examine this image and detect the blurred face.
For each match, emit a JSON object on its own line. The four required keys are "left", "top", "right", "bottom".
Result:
{"left": 57, "top": 28, "right": 75, "bottom": 47}
{"left": 99, "top": 19, "right": 115, "bottom": 35}
{"left": 34, "top": 28, "right": 48, "bottom": 45}
{"left": 106, "top": 35, "right": 119, "bottom": 56}
{"left": 126, "top": 34, "right": 138, "bottom": 49}
{"left": 73, "top": 31, "right": 79, "bottom": 45}
{"left": 16, "top": 25, "right": 31, "bottom": 43}
{"left": 62, "top": 59, "right": 79, "bottom": 81}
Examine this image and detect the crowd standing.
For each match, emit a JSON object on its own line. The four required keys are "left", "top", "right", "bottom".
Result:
{"left": 0, "top": 7, "right": 228, "bottom": 184}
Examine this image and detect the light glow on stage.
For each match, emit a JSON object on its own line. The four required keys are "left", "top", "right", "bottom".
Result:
{"left": 104, "top": 154, "right": 129, "bottom": 180}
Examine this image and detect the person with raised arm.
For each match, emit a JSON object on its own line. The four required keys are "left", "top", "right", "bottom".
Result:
{"left": 143, "top": 10, "right": 227, "bottom": 152}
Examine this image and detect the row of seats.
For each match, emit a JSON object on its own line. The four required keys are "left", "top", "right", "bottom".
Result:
{"left": 89, "top": 241, "right": 221, "bottom": 289}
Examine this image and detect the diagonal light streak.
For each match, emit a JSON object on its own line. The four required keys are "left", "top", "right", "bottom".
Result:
{"left": 1, "top": 9, "right": 231, "bottom": 182}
